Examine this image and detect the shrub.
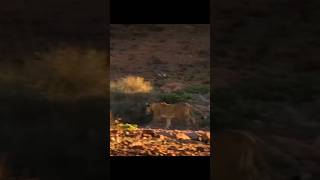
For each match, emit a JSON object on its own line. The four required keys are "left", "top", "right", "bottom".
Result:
{"left": 110, "top": 76, "right": 155, "bottom": 125}
{"left": 117, "top": 123, "right": 138, "bottom": 131}
{"left": 184, "top": 84, "right": 210, "bottom": 94}
{"left": 110, "top": 92, "right": 154, "bottom": 125}
{"left": 110, "top": 76, "right": 153, "bottom": 94}
{"left": 159, "top": 91, "right": 192, "bottom": 104}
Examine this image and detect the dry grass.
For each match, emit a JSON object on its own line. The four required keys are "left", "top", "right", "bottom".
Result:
{"left": 110, "top": 76, "right": 153, "bottom": 94}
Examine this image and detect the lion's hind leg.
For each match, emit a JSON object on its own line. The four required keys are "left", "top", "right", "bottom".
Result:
{"left": 191, "top": 117, "right": 197, "bottom": 126}
{"left": 185, "top": 115, "right": 198, "bottom": 129}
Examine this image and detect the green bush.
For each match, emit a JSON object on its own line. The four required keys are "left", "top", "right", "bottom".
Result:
{"left": 159, "top": 91, "right": 192, "bottom": 104}
{"left": 184, "top": 85, "right": 210, "bottom": 94}
{"left": 117, "top": 123, "right": 138, "bottom": 131}
{"left": 157, "top": 85, "right": 209, "bottom": 104}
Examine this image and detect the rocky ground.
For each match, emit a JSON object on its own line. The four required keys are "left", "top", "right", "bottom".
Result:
{"left": 0, "top": 1, "right": 107, "bottom": 179}
{"left": 110, "top": 126, "right": 210, "bottom": 156}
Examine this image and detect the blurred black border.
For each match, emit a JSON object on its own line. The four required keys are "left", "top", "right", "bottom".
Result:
{"left": 0, "top": 0, "right": 109, "bottom": 179}
{"left": 109, "top": 0, "right": 212, "bottom": 180}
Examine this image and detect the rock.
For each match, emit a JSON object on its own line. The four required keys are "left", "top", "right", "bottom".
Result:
{"left": 157, "top": 72, "right": 168, "bottom": 78}
{"left": 168, "top": 146, "right": 178, "bottom": 150}
{"left": 160, "top": 82, "right": 185, "bottom": 93}
{"left": 167, "top": 153, "right": 176, "bottom": 156}
{"left": 158, "top": 131, "right": 173, "bottom": 138}
{"left": 142, "top": 129, "right": 156, "bottom": 137}
{"left": 110, "top": 129, "right": 118, "bottom": 134}
{"left": 130, "top": 142, "right": 144, "bottom": 150}
{"left": 159, "top": 135, "right": 167, "bottom": 141}
{"left": 110, "top": 126, "right": 211, "bottom": 156}
{"left": 176, "top": 133, "right": 191, "bottom": 140}
{"left": 198, "top": 132, "right": 210, "bottom": 143}
{"left": 186, "top": 132, "right": 200, "bottom": 140}
{"left": 196, "top": 147, "right": 205, "bottom": 151}
{"left": 142, "top": 133, "right": 152, "bottom": 138}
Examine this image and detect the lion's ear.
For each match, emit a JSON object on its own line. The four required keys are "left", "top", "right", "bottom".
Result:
{"left": 145, "top": 102, "right": 150, "bottom": 106}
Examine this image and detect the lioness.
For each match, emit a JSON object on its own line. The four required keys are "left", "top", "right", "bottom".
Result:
{"left": 145, "top": 102, "right": 197, "bottom": 129}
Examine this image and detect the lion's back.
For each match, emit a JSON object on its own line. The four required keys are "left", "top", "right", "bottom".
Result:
{"left": 173, "top": 103, "right": 192, "bottom": 121}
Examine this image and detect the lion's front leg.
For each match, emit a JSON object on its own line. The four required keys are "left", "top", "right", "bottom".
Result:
{"left": 191, "top": 117, "right": 197, "bottom": 126}
{"left": 185, "top": 118, "right": 192, "bottom": 127}
{"left": 164, "top": 118, "right": 172, "bottom": 129}
{"left": 147, "top": 115, "right": 160, "bottom": 128}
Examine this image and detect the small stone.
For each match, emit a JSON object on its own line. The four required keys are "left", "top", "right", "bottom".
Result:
{"left": 176, "top": 133, "right": 191, "bottom": 140}
{"left": 159, "top": 135, "right": 166, "bottom": 140}
{"left": 199, "top": 132, "right": 210, "bottom": 143}
{"left": 196, "top": 147, "right": 205, "bottom": 151}
{"left": 142, "top": 129, "right": 156, "bottom": 137}
{"left": 160, "top": 82, "right": 185, "bottom": 93}
{"left": 168, "top": 146, "right": 178, "bottom": 150}
{"left": 130, "top": 142, "right": 144, "bottom": 150}
{"left": 142, "top": 133, "right": 152, "bottom": 138}
{"left": 186, "top": 132, "right": 200, "bottom": 141}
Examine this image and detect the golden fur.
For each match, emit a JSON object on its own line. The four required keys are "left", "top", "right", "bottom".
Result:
{"left": 145, "top": 102, "right": 197, "bottom": 129}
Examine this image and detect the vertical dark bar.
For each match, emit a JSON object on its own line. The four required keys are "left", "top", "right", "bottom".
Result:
{"left": 210, "top": 0, "right": 214, "bottom": 178}
{"left": 0, "top": 0, "right": 108, "bottom": 179}
{"left": 212, "top": 0, "right": 319, "bottom": 179}
{"left": 106, "top": 0, "right": 111, "bottom": 178}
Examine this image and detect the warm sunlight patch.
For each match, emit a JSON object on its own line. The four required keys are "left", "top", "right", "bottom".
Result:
{"left": 110, "top": 76, "right": 153, "bottom": 94}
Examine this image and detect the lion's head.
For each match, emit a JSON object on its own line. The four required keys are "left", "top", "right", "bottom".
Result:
{"left": 145, "top": 102, "right": 168, "bottom": 115}
{"left": 145, "top": 102, "right": 152, "bottom": 115}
